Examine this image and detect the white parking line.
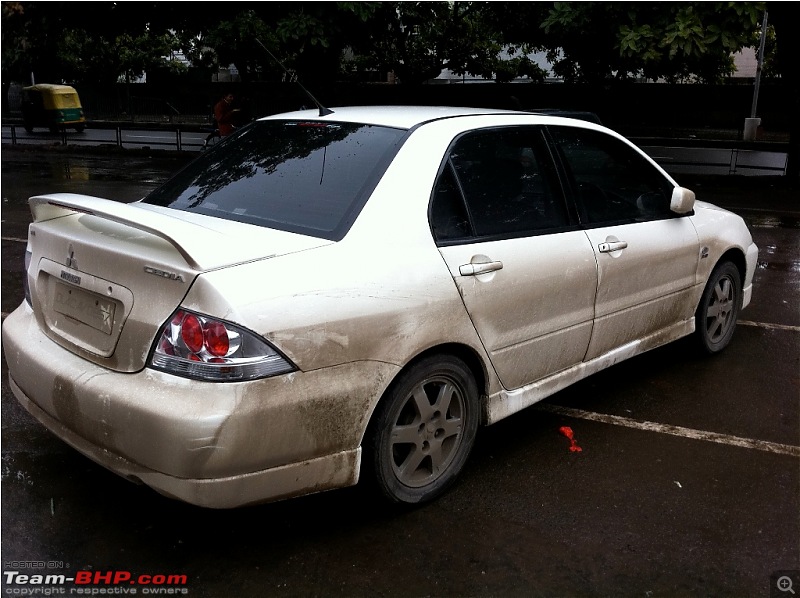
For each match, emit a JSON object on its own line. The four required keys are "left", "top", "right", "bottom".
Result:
{"left": 536, "top": 403, "right": 800, "bottom": 458}
{"left": 739, "top": 320, "right": 800, "bottom": 333}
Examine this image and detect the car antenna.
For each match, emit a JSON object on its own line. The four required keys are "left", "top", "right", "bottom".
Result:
{"left": 255, "top": 38, "right": 334, "bottom": 117}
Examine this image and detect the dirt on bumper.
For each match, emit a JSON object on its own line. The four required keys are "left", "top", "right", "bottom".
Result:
{"left": 2, "top": 304, "right": 399, "bottom": 506}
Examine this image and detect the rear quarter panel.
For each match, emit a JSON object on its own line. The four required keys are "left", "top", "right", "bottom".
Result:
{"left": 181, "top": 119, "right": 500, "bottom": 388}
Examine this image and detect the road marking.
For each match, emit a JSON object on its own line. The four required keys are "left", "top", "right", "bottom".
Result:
{"left": 739, "top": 320, "right": 800, "bottom": 333}
{"left": 1, "top": 236, "right": 28, "bottom": 243}
{"left": 536, "top": 403, "right": 800, "bottom": 458}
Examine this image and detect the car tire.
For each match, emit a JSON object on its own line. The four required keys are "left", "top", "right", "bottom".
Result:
{"left": 695, "top": 260, "right": 741, "bottom": 354}
{"left": 367, "top": 355, "right": 479, "bottom": 504}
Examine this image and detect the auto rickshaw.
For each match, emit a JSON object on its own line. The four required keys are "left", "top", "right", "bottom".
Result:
{"left": 21, "top": 84, "right": 86, "bottom": 133}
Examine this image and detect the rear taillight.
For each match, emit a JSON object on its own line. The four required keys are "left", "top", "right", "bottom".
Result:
{"left": 149, "top": 309, "right": 295, "bottom": 382}
{"left": 23, "top": 249, "right": 32, "bottom": 306}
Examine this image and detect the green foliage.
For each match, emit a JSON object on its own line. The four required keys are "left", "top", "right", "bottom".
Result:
{"left": 1, "top": 1, "right": 185, "bottom": 84}
{"left": 58, "top": 30, "right": 184, "bottom": 83}
{"left": 166, "top": 3, "right": 382, "bottom": 84}
{"left": 0, "top": 1, "right": 777, "bottom": 86}
{"left": 347, "top": 2, "right": 546, "bottom": 84}
{"left": 537, "top": 2, "right": 766, "bottom": 83}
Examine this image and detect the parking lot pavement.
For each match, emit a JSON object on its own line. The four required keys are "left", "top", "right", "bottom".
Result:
{"left": 1, "top": 149, "right": 798, "bottom": 597}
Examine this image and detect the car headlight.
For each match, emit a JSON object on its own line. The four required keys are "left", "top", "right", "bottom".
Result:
{"left": 149, "top": 309, "right": 295, "bottom": 382}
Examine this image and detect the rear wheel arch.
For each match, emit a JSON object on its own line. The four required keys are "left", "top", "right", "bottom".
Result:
{"left": 418, "top": 343, "right": 489, "bottom": 401}
{"left": 364, "top": 343, "right": 489, "bottom": 430}
{"left": 361, "top": 344, "right": 488, "bottom": 504}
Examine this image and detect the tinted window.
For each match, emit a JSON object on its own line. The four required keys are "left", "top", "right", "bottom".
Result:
{"left": 431, "top": 127, "right": 567, "bottom": 242}
{"left": 144, "top": 121, "right": 407, "bottom": 240}
{"left": 430, "top": 164, "right": 472, "bottom": 241}
{"left": 549, "top": 127, "right": 675, "bottom": 225}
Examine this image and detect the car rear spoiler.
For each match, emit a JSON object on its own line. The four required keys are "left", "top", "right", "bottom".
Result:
{"left": 29, "top": 193, "right": 249, "bottom": 271}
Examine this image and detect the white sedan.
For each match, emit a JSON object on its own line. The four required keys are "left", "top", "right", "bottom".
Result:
{"left": 2, "top": 106, "right": 758, "bottom": 507}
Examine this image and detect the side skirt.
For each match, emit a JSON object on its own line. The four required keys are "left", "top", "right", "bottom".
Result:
{"left": 484, "top": 318, "right": 695, "bottom": 425}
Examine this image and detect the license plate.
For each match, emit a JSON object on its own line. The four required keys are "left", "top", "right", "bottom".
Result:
{"left": 53, "top": 282, "right": 116, "bottom": 335}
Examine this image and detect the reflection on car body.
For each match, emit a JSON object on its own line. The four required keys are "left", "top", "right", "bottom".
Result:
{"left": 2, "top": 106, "right": 758, "bottom": 508}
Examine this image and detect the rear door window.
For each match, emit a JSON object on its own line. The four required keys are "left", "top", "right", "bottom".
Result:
{"left": 144, "top": 120, "right": 408, "bottom": 240}
{"left": 430, "top": 127, "right": 569, "bottom": 243}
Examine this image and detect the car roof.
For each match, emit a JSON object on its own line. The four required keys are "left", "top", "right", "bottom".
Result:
{"left": 525, "top": 109, "right": 603, "bottom": 125}
{"left": 260, "top": 105, "right": 531, "bottom": 129}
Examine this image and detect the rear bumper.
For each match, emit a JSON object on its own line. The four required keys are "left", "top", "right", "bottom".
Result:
{"left": 10, "top": 375, "right": 360, "bottom": 508}
{"left": 2, "top": 303, "right": 397, "bottom": 507}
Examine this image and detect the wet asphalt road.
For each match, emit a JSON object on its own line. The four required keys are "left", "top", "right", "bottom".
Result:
{"left": 1, "top": 146, "right": 798, "bottom": 597}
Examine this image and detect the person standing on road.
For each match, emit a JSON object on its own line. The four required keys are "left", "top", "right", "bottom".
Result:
{"left": 213, "top": 92, "right": 240, "bottom": 137}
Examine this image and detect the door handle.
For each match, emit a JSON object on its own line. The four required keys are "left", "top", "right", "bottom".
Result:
{"left": 459, "top": 261, "right": 503, "bottom": 276}
{"left": 598, "top": 241, "right": 628, "bottom": 253}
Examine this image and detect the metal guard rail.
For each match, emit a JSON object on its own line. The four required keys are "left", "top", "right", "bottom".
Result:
{"left": 2, "top": 122, "right": 790, "bottom": 175}
{"left": 1, "top": 122, "right": 214, "bottom": 152}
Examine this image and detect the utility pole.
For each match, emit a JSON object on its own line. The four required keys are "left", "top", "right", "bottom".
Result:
{"left": 744, "top": 11, "right": 768, "bottom": 141}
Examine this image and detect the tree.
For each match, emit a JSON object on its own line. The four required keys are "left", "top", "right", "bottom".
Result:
{"left": 1, "top": 1, "right": 185, "bottom": 84}
{"left": 530, "top": 2, "right": 766, "bottom": 83}
{"left": 58, "top": 29, "right": 184, "bottom": 84}
{"left": 347, "top": 2, "right": 546, "bottom": 85}
{"left": 0, "top": 1, "right": 783, "bottom": 87}
{"left": 160, "top": 3, "right": 381, "bottom": 84}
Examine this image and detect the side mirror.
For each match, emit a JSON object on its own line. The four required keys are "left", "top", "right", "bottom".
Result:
{"left": 670, "top": 187, "right": 695, "bottom": 214}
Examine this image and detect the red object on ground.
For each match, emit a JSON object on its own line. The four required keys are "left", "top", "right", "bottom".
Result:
{"left": 559, "top": 426, "right": 583, "bottom": 452}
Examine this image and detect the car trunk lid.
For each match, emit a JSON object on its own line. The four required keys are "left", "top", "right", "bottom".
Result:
{"left": 26, "top": 193, "right": 330, "bottom": 372}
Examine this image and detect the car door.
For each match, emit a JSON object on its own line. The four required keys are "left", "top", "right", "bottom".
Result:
{"left": 432, "top": 126, "right": 598, "bottom": 391}
{"left": 548, "top": 126, "right": 700, "bottom": 360}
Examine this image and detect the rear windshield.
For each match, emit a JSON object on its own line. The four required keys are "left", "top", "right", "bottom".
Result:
{"left": 144, "top": 120, "right": 408, "bottom": 240}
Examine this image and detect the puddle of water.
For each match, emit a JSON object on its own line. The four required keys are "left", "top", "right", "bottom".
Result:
{"left": 746, "top": 215, "right": 800, "bottom": 229}
{"left": 757, "top": 260, "right": 800, "bottom": 273}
